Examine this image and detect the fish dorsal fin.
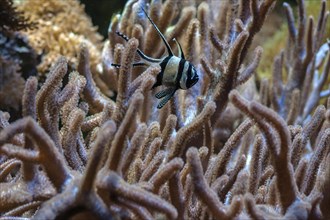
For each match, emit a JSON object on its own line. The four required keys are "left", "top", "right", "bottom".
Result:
{"left": 173, "top": 38, "right": 185, "bottom": 60}
{"left": 142, "top": 8, "right": 174, "bottom": 56}
{"left": 115, "top": 31, "right": 161, "bottom": 63}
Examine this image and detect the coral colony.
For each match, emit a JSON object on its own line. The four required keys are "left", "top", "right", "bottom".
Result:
{"left": 0, "top": 0, "right": 330, "bottom": 219}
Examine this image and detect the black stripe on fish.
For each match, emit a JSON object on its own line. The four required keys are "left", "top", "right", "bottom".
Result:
{"left": 185, "top": 64, "right": 193, "bottom": 88}
{"left": 152, "top": 56, "right": 171, "bottom": 88}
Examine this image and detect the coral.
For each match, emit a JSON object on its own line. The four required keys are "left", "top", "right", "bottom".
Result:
{"left": 0, "top": 0, "right": 330, "bottom": 219}
{"left": 0, "top": 19, "right": 38, "bottom": 121}
{"left": 0, "top": 0, "right": 34, "bottom": 33}
{"left": 258, "top": 0, "right": 330, "bottom": 80}
{"left": 17, "top": 0, "right": 103, "bottom": 75}
{"left": 0, "top": 57, "right": 25, "bottom": 112}
{"left": 0, "top": 0, "right": 39, "bottom": 120}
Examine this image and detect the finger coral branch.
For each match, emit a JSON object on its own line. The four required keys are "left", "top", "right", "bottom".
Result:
{"left": 0, "top": 117, "right": 71, "bottom": 191}
{"left": 117, "top": 197, "right": 153, "bottom": 220}
{"left": 143, "top": 137, "right": 162, "bottom": 168}
{"left": 236, "top": 46, "right": 263, "bottom": 86}
{"left": 0, "top": 159, "right": 20, "bottom": 182}
{"left": 0, "top": 144, "right": 38, "bottom": 162}
{"left": 286, "top": 89, "right": 301, "bottom": 125}
{"left": 22, "top": 75, "right": 39, "bottom": 181}
{"left": 128, "top": 65, "right": 160, "bottom": 97}
{"left": 120, "top": 123, "right": 147, "bottom": 176}
{"left": 283, "top": 3, "right": 297, "bottom": 41}
{"left": 219, "top": 155, "right": 246, "bottom": 201}
{"left": 78, "top": 44, "right": 114, "bottom": 113}
{"left": 107, "top": 92, "right": 143, "bottom": 171}
{"left": 149, "top": 157, "right": 183, "bottom": 193}
{"left": 245, "top": 193, "right": 269, "bottom": 219}
{"left": 198, "top": 2, "right": 210, "bottom": 58}
{"left": 209, "top": 118, "right": 253, "bottom": 181}
{"left": 249, "top": 103, "right": 298, "bottom": 211}
{"left": 80, "top": 120, "right": 116, "bottom": 194}
{"left": 301, "top": 128, "right": 330, "bottom": 196}
{"left": 139, "top": 150, "right": 165, "bottom": 182}
{"left": 36, "top": 57, "right": 67, "bottom": 151}
{"left": 169, "top": 101, "right": 216, "bottom": 160}
{"left": 248, "top": 135, "right": 264, "bottom": 195}
{"left": 230, "top": 90, "right": 298, "bottom": 212}
{"left": 22, "top": 77, "right": 37, "bottom": 119}
{"left": 292, "top": 105, "right": 326, "bottom": 168}
{"left": 201, "top": 56, "right": 217, "bottom": 83}
{"left": 320, "top": 154, "right": 330, "bottom": 219}
{"left": 3, "top": 201, "right": 41, "bottom": 217}
{"left": 161, "top": 114, "right": 177, "bottom": 148}
{"left": 169, "top": 173, "right": 185, "bottom": 220}
{"left": 168, "top": 6, "right": 195, "bottom": 41}
{"left": 187, "top": 147, "right": 228, "bottom": 220}
{"left": 209, "top": 27, "right": 225, "bottom": 55}
{"left": 99, "top": 171, "right": 178, "bottom": 219}
{"left": 113, "top": 38, "right": 139, "bottom": 125}
{"left": 61, "top": 108, "right": 85, "bottom": 171}
{"left": 212, "top": 31, "right": 249, "bottom": 116}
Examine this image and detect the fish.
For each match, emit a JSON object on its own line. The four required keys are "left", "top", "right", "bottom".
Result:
{"left": 112, "top": 8, "right": 199, "bottom": 109}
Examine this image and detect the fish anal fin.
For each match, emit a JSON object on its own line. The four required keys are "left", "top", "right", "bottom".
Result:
{"left": 157, "top": 88, "right": 176, "bottom": 109}
{"left": 155, "top": 87, "right": 175, "bottom": 99}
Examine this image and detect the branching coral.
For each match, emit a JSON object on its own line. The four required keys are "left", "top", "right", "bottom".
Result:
{"left": 0, "top": 0, "right": 330, "bottom": 219}
{"left": 17, "top": 0, "right": 103, "bottom": 75}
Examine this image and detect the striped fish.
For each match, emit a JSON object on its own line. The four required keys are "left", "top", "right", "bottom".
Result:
{"left": 112, "top": 8, "right": 199, "bottom": 109}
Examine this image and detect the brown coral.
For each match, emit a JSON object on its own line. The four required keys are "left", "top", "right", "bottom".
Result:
{"left": 0, "top": 0, "right": 330, "bottom": 219}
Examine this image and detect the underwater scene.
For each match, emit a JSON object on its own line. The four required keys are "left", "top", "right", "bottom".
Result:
{"left": 0, "top": 0, "right": 330, "bottom": 219}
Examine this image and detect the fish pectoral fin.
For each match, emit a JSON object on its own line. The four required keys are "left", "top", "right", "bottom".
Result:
{"left": 155, "top": 87, "right": 175, "bottom": 99}
{"left": 157, "top": 89, "right": 176, "bottom": 109}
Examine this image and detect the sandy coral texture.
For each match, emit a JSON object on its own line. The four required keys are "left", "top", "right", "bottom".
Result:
{"left": 0, "top": 0, "right": 330, "bottom": 219}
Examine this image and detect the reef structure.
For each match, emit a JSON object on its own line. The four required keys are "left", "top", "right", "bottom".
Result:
{"left": 17, "top": 0, "right": 103, "bottom": 75}
{"left": 0, "top": 0, "right": 330, "bottom": 219}
{"left": 0, "top": 0, "right": 38, "bottom": 121}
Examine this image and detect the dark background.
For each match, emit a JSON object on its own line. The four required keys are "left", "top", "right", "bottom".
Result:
{"left": 79, "top": 0, "right": 128, "bottom": 38}
{"left": 80, "top": 0, "right": 297, "bottom": 39}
